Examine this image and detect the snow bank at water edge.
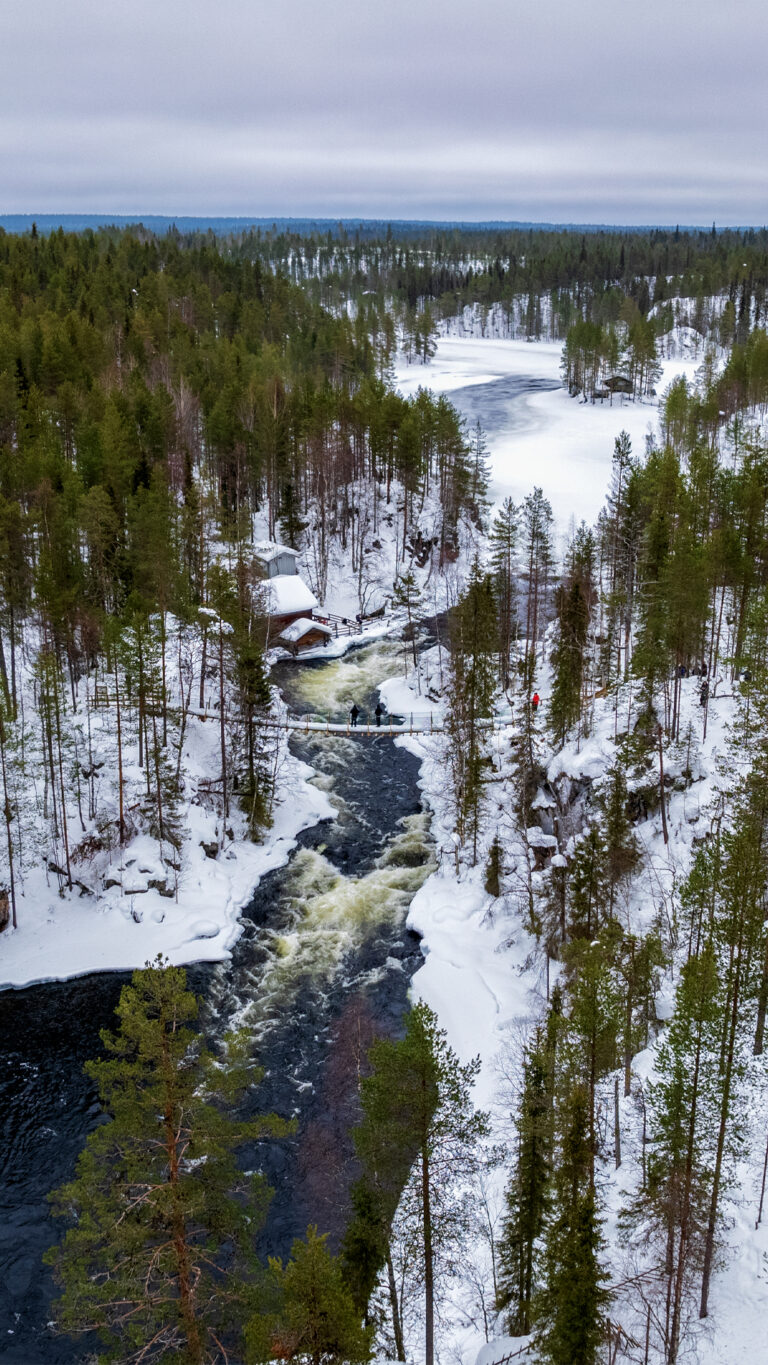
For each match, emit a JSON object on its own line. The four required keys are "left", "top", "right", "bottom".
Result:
{"left": 395, "top": 336, "right": 697, "bottom": 531}
{"left": 0, "top": 743, "right": 334, "bottom": 991}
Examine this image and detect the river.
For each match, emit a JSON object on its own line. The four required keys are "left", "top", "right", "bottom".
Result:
{"left": 0, "top": 638, "right": 434, "bottom": 1363}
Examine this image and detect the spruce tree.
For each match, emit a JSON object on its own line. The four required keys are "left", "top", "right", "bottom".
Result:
{"left": 447, "top": 558, "right": 498, "bottom": 861}
{"left": 232, "top": 559, "right": 273, "bottom": 836}
{"left": 341, "top": 1178, "right": 395, "bottom": 1332}
{"left": 468, "top": 419, "right": 491, "bottom": 521}
{"left": 549, "top": 578, "right": 589, "bottom": 746}
{"left": 393, "top": 568, "right": 422, "bottom": 677}
{"left": 247, "top": 1226, "right": 372, "bottom": 1365}
{"left": 644, "top": 942, "right": 722, "bottom": 1364}
{"left": 598, "top": 762, "right": 640, "bottom": 915}
{"left": 497, "top": 1030, "right": 552, "bottom": 1333}
{"left": 484, "top": 833, "right": 503, "bottom": 897}
{"left": 566, "top": 828, "right": 609, "bottom": 941}
{"left": 490, "top": 496, "right": 519, "bottom": 687}
{"left": 534, "top": 1085, "right": 610, "bottom": 1365}
{"left": 521, "top": 488, "right": 554, "bottom": 669}
{"left": 563, "top": 929, "right": 623, "bottom": 1171}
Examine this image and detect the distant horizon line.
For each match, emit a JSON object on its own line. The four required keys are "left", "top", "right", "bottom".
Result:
{"left": 1, "top": 213, "right": 765, "bottom": 235}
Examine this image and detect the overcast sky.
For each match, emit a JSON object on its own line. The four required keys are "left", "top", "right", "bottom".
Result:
{"left": 3, "top": 0, "right": 767, "bottom": 225}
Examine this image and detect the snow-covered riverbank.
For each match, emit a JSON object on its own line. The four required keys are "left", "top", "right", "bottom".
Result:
{"left": 395, "top": 336, "right": 697, "bottom": 532}
{"left": 386, "top": 651, "right": 768, "bottom": 1365}
{"left": 0, "top": 335, "right": 692, "bottom": 998}
{"left": 0, "top": 733, "right": 334, "bottom": 992}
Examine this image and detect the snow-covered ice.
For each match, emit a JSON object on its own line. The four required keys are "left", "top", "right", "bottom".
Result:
{"left": 395, "top": 336, "right": 697, "bottom": 531}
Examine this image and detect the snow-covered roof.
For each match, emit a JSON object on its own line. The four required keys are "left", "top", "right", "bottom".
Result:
{"left": 253, "top": 541, "right": 299, "bottom": 563}
{"left": 278, "top": 617, "right": 332, "bottom": 643}
{"left": 267, "top": 575, "right": 318, "bottom": 617}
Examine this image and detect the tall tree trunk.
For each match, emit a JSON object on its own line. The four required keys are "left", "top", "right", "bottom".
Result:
{"left": 658, "top": 726, "right": 669, "bottom": 845}
{"left": 625, "top": 944, "right": 635, "bottom": 1097}
{"left": 219, "top": 622, "right": 228, "bottom": 821}
{"left": 52, "top": 675, "right": 72, "bottom": 890}
{"left": 700, "top": 945, "right": 743, "bottom": 1318}
{"left": 421, "top": 1142, "right": 434, "bottom": 1365}
{"left": 754, "top": 937, "right": 768, "bottom": 1055}
{"left": 162, "top": 1045, "right": 204, "bottom": 1365}
{"left": 0, "top": 634, "right": 10, "bottom": 712}
{"left": 0, "top": 712, "right": 17, "bottom": 928}
{"left": 160, "top": 609, "right": 168, "bottom": 747}
{"left": 385, "top": 1242, "right": 406, "bottom": 1362}
{"left": 114, "top": 658, "right": 125, "bottom": 846}
{"left": 137, "top": 628, "right": 145, "bottom": 771}
{"left": 668, "top": 1022, "right": 705, "bottom": 1365}
{"left": 199, "top": 624, "right": 207, "bottom": 711}
{"left": 9, "top": 606, "right": 16, "bottom": 717}
{"left": 151, "top": 709, "right": 165, "bottom": 850}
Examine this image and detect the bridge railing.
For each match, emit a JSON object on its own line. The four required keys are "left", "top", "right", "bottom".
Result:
{"left": 271, "top": 708, "right": 515, "bottom": 735}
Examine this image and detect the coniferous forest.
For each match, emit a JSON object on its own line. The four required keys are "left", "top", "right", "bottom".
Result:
{"left": 4, "top": 220, "right": 768, "bottom": 1365}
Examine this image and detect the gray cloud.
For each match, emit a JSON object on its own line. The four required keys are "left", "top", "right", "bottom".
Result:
{"left": 2, "top": 0, "right": 767, "bottom": 223}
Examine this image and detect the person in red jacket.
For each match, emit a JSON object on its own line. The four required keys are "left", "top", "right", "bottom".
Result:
{"left": 531, "top": 692, "right": 540, "bottom": 712}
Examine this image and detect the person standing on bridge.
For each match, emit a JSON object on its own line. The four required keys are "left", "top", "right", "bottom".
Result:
{"left": 350, "top": 703, "right": 360, "bottom": 728}
{"left": 375, "top": 702, "right": 384, "bottom": 727}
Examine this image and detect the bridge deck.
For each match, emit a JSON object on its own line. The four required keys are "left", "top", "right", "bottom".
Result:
{"left": 241, "top": 710, "right": 514, "bottom": 736}
{"left": 89, "top": 692, "right": 515, "bottom": 737}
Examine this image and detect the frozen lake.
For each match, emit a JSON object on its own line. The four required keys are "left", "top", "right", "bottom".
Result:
{"left": 395, "top": 336, "right": 696, "bottom": 536}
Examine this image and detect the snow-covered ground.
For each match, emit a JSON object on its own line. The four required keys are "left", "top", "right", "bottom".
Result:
{"left": 0, "top": 727, "right": 334, "bottom": 992}
{"left": 395, "top": 337, "right": 697, "bottom": 533}
{"left": 4, "top": 322, "right": 759, "bottom": 1360}
{"left": 378, "top": 647, "right": 768, "bottom": 1365}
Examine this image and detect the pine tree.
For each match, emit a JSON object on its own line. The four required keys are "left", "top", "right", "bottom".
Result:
{"left": 46, "top": 960, "right": 292, "bottom": 1365}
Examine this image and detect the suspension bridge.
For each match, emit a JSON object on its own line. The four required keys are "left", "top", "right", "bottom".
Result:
{"left": 248, "top": 708, "right": 516, "bottom": 737}
{"left": 88, "top": 687, "right": 516, "bottom": 737}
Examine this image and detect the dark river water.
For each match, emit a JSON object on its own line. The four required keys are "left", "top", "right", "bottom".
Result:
{"left": 444, "top": 372, "right": 561, "bottom": 440}
{"left": 0, "top": 641, "right": 431, "bottom": 1363}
